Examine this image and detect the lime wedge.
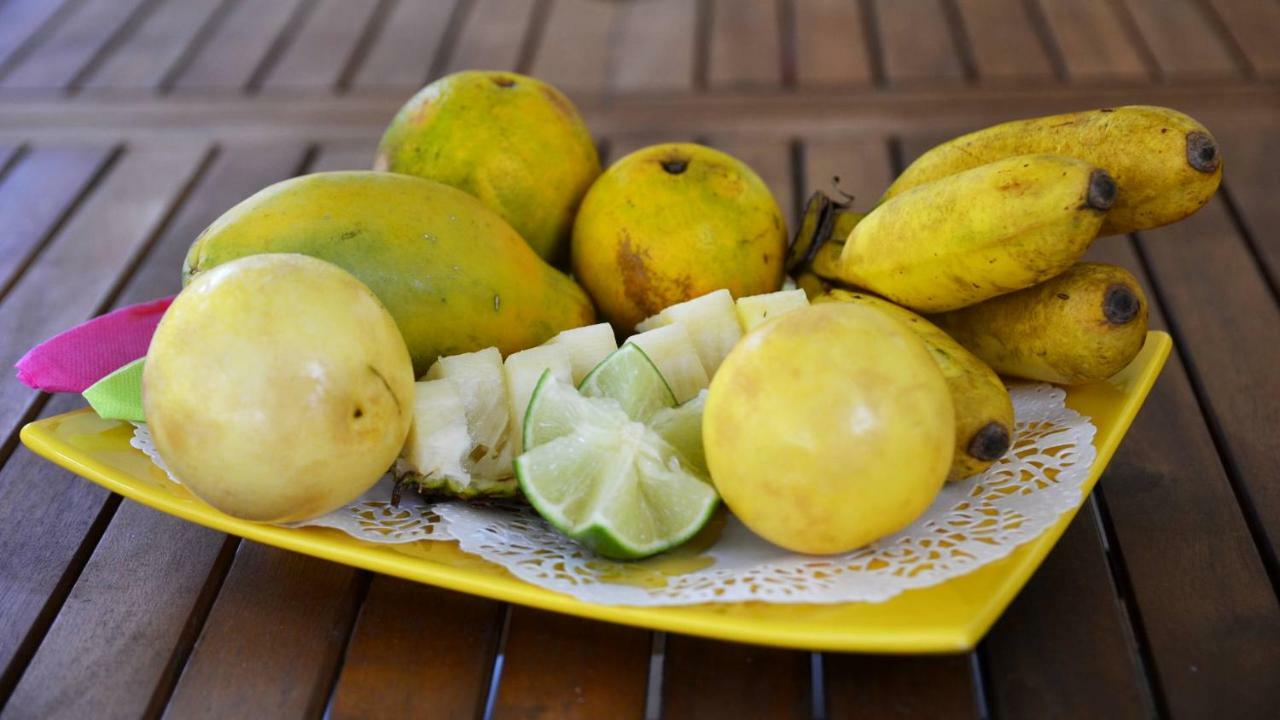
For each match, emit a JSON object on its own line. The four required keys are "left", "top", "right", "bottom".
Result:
{"left": 516, "top": 353, "right": 717, "bottom": 560}
{"left": 578, "top": 342, "right": 675, "bottom": 422}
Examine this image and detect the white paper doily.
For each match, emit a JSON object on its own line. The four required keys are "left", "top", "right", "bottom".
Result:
{"left": 130, "top": 382, "right": 1095, "bottom": 605}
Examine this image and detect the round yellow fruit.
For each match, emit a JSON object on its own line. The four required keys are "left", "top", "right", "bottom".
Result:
{"left": 703, "top": 304, "right": 954, "bottom": 554}
{"left": 144, "top": 254, "right": 415, "bottom": 523}
{"left": 375, "top": 70, "right": 600, "bottom": 262}
{"left": 572, "top": 143, "right": 787, "bottom": 330}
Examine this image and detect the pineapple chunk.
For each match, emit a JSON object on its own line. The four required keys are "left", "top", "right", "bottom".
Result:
{"left": 426, "top": 347, "right": 513, "bottom": 480}
{"left": 625, "top": 324, "right": 709, "bottom": 403}
{"left": 632, "top": 290, "right": 742, "bottom": 375}
{"left": 735, "top": 289, "right": 809, "bottom": 332}
{"left": 504, "top": 344, "right": 573, "bottom": 453}
{"left": 400, "top": 379, "right": 470, "bottom": 485}
{"left": 546, "top": 323, "right": 618, "bottom": 383}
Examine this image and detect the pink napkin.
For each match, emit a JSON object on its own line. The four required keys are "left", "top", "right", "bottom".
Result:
{"left": 15, "top": 296, "right": 174, "bottom": 393}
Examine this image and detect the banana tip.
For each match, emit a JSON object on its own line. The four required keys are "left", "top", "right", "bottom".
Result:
{"left": 967, "top": 422, "right": 1012, "bottom": 462}
{"left": 1103, "top": 284, "right": 1141, "bottom": 325}
{"left": 1186, "top": 131, "right": 1220, "bottom": 173}
{"left": 1086, "top": 170, "right": 1117, "bottom": 211}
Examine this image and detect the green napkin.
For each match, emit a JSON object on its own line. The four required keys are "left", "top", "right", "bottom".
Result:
{"left": 83, "top": 358, "right": 146, "bottom": 422}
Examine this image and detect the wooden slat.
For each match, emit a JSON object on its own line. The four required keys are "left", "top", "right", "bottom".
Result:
{"left": 1131, "top": 198, "right": 1280, "bottom": 571}
{"left": 308, "top": 141, "right": 377, "bottom": 173}
{"left": 0, "top": 145, "right": 19, "bottom": 173}
{"left": 529, "top": 0, "right": 618, "bottom": 95}
{"left": 982, "top": 499, "right": 1151, "bottom": 717}
{"left": 444, "top": 0, "right": 539, "bottom": 74}
{"left": 825, "top": 653, "right": 976, "bottom": 718}
{"left": 0, "top": 0, "right": 151, "bottom": 90}
{"left": 491, "top": 607, "right": 651, "bottom": 720}
{"left": 0, "top": 142, "right": 207, "bottom": 450}
{"left": 874, "top": 0, "right": 966, "bottom": 85}
{"left": 0, "top": 142, "right": 208, "bottom": 698}
{"left": 350, "top": 0, "right": 456, "bottom": 90}
{"left": 801, "top": 136, "right": 893, "bottom": 209}
{"left": 260, "top": 0, "right": 383, "bottom": 92}
{"left": 0, "top": 394, "right": 111, "bottom": 705}
{"left": 1121, "top": 0, "right": 1241, "bottom": 80}
{"left": 708, "top": 0, "right": 784, "bottom": 89}
{"left": 662, "top": 636, "right": 809, "bottom": 719}
{"left": 1034, "top": 0, "right": 1150, "bottom": 82}
{"left": 1205, "top": 0, "right": 1280, "bottom": 79}
{"left": 78, "top": 0, "right": 224, "bottom": 91}
{"left": 1219, "top": 127, "right": 1279, "bottom": 289}
{"left": 0, "top": 145, "right": 112, "bottom": 298}
{"left": 0, "top": 0, "right": 72, "bottom": 68}
{"left": 610, "top": 0, "right": 697, "bottom": 93}
{"left": 954, "top": 0, "right": 1055, "bottom": 82}
{"left": 329, "top": 580, "right": 503, "bottom": 719}
{"left": 163, "top": 544, "right": 364, "bottom": 719}
{"left": 1082, "top": 236, "right": 1280, "bottom": 718}
{"left": 793, "top": 0, "right": 874, "bottom": 88}
{"left": 170, "top": 0, "right": 305, "bottom": 92}
{"left": 4, "top": 502, "right": 229, "bottom": 720}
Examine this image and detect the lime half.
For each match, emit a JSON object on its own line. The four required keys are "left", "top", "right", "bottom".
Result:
{"left": 516, "top": 350, "right": 717, "bottom": 560}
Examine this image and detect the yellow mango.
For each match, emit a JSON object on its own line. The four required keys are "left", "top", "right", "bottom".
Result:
{"left": 184, "top": 172, "right": 595, "bottom": 376}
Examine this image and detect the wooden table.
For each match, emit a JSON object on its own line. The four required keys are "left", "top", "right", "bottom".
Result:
{"left": 0, "top": 1, "right": 1277, "bottom": 717}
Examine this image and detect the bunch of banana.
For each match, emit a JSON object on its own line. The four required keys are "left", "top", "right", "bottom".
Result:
{"left": 784, "top": 105, "right": 1218, "bottom": 478}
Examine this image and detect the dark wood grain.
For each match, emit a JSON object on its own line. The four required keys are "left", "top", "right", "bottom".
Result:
{"left": 1084, "top": 236, "right": 1280, "bottom": 718}
{"left": 825, "top": 653, "right": 976, "bottom": 719}
{"left": 444, "top": 0, "right": 540, "bottom": 74}
{"left": 0, "top": 392, "right": 112, "bottom": 705}
{"left": 982, "top": 499, "right": 1151, "bottom": 717}
{"left": 3, "top": 501, "right": 229, "bottom": 720}
{"left": 259, "top": 0, "right": 382, "bottom": 92}
{"left": 169, "top": 0, "right": 305, "bottom": 92}
{"left": 0, "top": 0, "right": 73, "bottom": 69}
{"left": 0, "top": 143, "right": 207, "bottom": 451}
{"left": 874, "top": 0, "right": 966, "bottom": 85}
{"left": 953, "top": 0, "right": 1055, "bottom": 82}
{"left": 610, "top": 0, "right": 697, "bottom": 93}
{"left": 1205, "top": 0, "right": 1280, "bottom": 79}
{"left": 78, "top": 0, "right": 224, "bottom": 91}
{"left": 162, "top": 543, "right": 364, "bottom": 719}
{"left": 1120, "top": 0, "right": 1241, "bottom": 80}
{"left": 491, "top": 606, "right": 651, "bottom": 720}
{"left": 663, "top": 636, "right": 809, "bottom": 720}
{"left": 793, "top": 0, "right": 874, "bottom": 88}
{"left": 329, "top": 579, "right": 504, "bottom": 720}
{"left": 1218, "top": 127, "right": 1279, "bottom": 290}
{"left": 708, "top": 0, "right": 784, "bottom": 89}
{"left": 0, "top": 145, "right": 113, "bottom": 298}
{"left": 1131, "top": 199, "right": 1280, "bottom": 572}
{"left": 530, "top": 0, "right": 618, "bottom": 95}
{"left": 0, "top": 0, "right": 151, "bottom": 90}
{"left": 350, "top": 0, "right": 456, "bottom": 90}
{"left": 1033, "top": 0, "right": 1150, "bottom": 82}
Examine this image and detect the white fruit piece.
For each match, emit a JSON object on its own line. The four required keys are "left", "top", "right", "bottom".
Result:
{"left": 401, "top": 379, "right": 471, "bottom": 484}
{"left": 624, "top": 324, "right": 709, "bottom": 404}
{"left": 635, "top": 312, "right": 666, "bottom": 333}
{"left": 735, "top": 289, "right": 809, "bottom": 332}
{"left": 781, "top": 275, "right": 798, "bottom": 291}
{"left": 546, "top": 323, "right": 618, "bottom": 383}
{"left": 651, "top": 289, "right": 742, "bottom": 375}
{"left": 504, "top": 344, "right": 573, "bottom": 454}
{"left": 426, "top": 347, "right": 514, "bottom": 480}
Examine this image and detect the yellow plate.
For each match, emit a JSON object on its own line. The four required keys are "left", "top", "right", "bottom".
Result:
{"left": 20, "top": 332, "right": 1170, "bottom": 654}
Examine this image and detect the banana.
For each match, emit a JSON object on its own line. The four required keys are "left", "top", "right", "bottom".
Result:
{"left": 829, "top": 154, "right": 1113, "bottom": 312}
{"left": 787, "top": 190, "right": 864, "bottom": 285}
{"left": 815, "top": 289, "right": 1015, "bottom": 481}
{"left": 931, "top": 263, "right": 1149, "bottom": 385}
{"left": 883, "top": 106, "right": 1221, "bottom": 235}
{"left": 794, "top": 271, "right": 831, "bottom": 300}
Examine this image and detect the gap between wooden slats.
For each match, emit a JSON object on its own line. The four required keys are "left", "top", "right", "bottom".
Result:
{"left": 166, "top": 0, "right": 307, "bottom": 93}
{"left": 0, "top": 0, "right": 79, "bottom": 73}
{"left": 0, "top": 0, "right": 154, "bottom": 91}
{"left": 72, "top": 0, "right": 225, "bottom": 92}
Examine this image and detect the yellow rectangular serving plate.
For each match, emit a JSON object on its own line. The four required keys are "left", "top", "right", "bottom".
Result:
{"left": 21, "top": 332, "right": 1170, "bottom": 654}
